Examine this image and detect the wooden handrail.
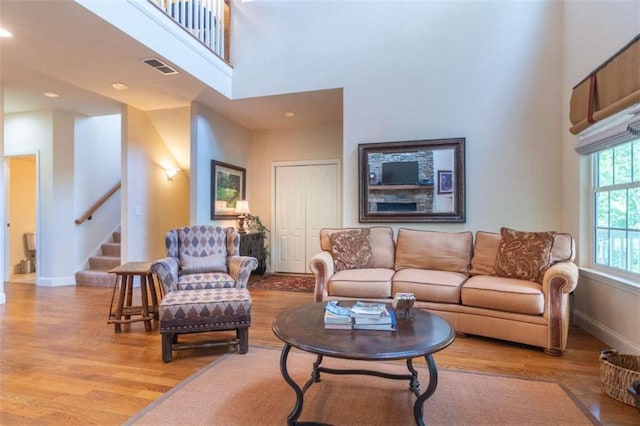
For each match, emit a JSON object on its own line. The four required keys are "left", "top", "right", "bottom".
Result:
{"left": 75, "top": 182, "right": 122, "bottom": 225}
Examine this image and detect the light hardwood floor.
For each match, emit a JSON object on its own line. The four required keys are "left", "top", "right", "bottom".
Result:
{"left": 0, "top": 280, "right": 638, "bottom": 425}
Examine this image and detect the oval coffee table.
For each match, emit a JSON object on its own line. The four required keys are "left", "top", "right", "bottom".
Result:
{"left": 272, "top": 302, "right": 455, "bottom": 426}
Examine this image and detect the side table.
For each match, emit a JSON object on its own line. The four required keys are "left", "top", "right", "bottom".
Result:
{"left": 108, "top": 261, "right": 162, "bottom": 332}
{"left": 240, "top": 232, "right": 265, "bottom": 275}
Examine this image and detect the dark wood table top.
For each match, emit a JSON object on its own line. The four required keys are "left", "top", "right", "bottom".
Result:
{"left": 272, "top": 302, "right": 455, "bottom": 361}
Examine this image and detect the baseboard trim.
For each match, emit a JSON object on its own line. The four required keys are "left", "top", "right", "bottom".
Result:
{"left": 36, "top": 276, "right": 76, "bottom": 287}
{"left": 573, "top": 309, "right": 640, "bottom": 354}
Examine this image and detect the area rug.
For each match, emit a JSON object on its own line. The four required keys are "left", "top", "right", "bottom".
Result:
{"left": 249, "top": 274, "right": 315, "bottom": 293}
{"left": 128, "top": 346, "right": 599, "bottom": 426}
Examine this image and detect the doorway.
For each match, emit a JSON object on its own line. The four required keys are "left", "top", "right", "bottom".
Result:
{"left": 5, "top": 154, "right": 37, "bottom": 284}
{"left": 272, "top": 161, "right": 340, "bottom": 273}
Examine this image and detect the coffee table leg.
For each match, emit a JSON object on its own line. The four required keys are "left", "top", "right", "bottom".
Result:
{"left": 280, "top": 343, "right": 304, "bottom": 425}
{"left": 413, "top": 354, "right": 438, "bottom": 426}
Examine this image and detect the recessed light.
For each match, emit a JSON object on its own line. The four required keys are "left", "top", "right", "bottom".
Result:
{"left": 0, "top": 28, "right": 13, "bottom": 38}
{"left": 284, "top": 111, "right": 296, "bottom": 118}
{"left": 43, "top": 92, "right": 59, "bottom": 98}
{"left": 112, "top": 82, "right": 129, "bottom": 90}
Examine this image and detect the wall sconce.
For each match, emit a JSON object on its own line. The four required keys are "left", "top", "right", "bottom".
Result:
{"left": 234, "top": 200, "right": 250, "bottom": 234}
{"left": 164, "top": 168, "right": 180, "bottom": 181}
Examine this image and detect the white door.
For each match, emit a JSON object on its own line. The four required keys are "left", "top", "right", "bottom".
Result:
{"left": 274, "top": 162, "right": 339, "bottom": 273}
{"left": 275, "top": 166, "right": 306, "bottom": 273}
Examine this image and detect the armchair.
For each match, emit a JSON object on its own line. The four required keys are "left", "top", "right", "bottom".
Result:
{"left": 151, "top": 225, "right": 258, "bottom": 293}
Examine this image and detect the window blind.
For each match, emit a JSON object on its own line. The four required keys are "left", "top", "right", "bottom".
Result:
{"left": 575, "top": 103, "right": 640, "bottom": 155}
{"left": 569, "top": 34, "right": 640, "bottom": 136}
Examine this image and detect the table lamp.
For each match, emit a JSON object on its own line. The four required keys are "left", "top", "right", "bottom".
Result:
{"left": 235, "top": 200, "right": 250, "bottom": 234}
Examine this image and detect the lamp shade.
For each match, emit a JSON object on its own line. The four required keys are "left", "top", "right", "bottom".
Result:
{"left": 235, "top": 200, "right": 250, "bottom": 215}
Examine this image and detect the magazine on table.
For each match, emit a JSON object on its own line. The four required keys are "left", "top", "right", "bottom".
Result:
{"left": 350, "top": 301, "right": 388, "bottom": 318}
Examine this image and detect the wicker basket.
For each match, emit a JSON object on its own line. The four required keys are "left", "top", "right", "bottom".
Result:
{"left": 600, "top": 349, "right": 640, "bottom": 407}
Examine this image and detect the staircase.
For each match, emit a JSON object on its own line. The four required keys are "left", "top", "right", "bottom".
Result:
{"left": 75, "top": 231, "right": 121, "bottom": 287}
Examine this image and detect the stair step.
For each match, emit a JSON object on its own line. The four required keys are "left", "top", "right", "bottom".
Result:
{"left": 75, "top": 270, "right": 117, "bottom": 288}
{"left": 101, "top": 243, "right": 121, "bottom": 257}
{"left": 112, "top": 231, "right": 121, "bottom": 244}
{"left": 89, "top": 255, "right": 121, "bottom": 271}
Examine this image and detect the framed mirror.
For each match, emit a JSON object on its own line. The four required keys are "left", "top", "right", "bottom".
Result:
{"left": 358, "top": 138, "right": 465, "bottom": 223}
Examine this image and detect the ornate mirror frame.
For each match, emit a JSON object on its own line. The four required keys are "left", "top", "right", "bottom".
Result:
{"left": 358, "top": 138, "right": 466, "bottom": 223}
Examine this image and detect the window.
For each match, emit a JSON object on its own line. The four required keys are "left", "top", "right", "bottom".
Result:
{"left": 592, "top": 137, "right": 640, "bottom": 276}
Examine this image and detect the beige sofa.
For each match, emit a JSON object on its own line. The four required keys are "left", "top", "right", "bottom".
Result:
{"left": 309, "top": 227, "right": 579, "bottom": 355}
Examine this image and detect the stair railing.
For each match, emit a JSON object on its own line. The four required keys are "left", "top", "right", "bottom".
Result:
{"left": 147, "top": 0, "right": 229, "bottom": 62}
{"left": 75, "top": 182, "right": 122, "bottom": 225}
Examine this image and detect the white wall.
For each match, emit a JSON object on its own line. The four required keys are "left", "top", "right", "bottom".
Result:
{"left": 5, "top": 111, "right": 76, "bottom": 286}
{"left": 232, "top": 1, "right": 564, "bottom": 233}
{"left": 191, "top": 102, "right": 252, "bottom": 227}
{"left": 74, "top": 114, "right": 121, "bottom": 268}
{"left": 122, "top": 105, "right": 189, "bottom": 262}
{"left": 562, "top": 1, "right": 640, "bottom": 354}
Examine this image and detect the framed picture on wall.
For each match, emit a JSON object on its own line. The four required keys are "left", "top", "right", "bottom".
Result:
{"left": 211, "top": 160, "right": 246, "bottom": 219}
{"left": 437, "top": 170, "right": 453, "bottom": 194}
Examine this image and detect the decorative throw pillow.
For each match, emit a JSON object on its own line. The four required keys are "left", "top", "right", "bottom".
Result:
{"left": 493, "top": 227, "right": 555, "bottom": 283}
{"left": 180, "top": 253, "right": 227, "bottom": 274}
{"left": 329, "top": 228, "right": 374, "bottom": 271}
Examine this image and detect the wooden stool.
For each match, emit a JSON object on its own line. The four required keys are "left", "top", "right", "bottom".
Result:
{"left": 159, "top": 288, "right": 252, "bottom": 362}
{"left": 108, "top": 262, "right": 162, "bottom": 332}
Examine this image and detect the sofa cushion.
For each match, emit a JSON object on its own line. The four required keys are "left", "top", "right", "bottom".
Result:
{"left": 180, "top": 253, "right": 227, "bottom": 274}
{"left": 471, "top": 231, "right": 575, "bottom": 276}
{"left": 461, "top": 275, "right": 544, "bottom": 315}
{"left": 395, "top": 229, "right": 473, "bottom": 274}
{"left": 392, "top": 268, "right": 467, "bottom": 304}
{"left": 320, "top": 227, "right": 395, "bottom": 269}
{"left": 177, "top": 271, "right": 236, "bottom": 290}
{"left": 329, "top": 228, "right": 374, "bottom": 271}
{"left": 494, "top": 227, "right": 555, "bottom": 283}
{"left": 470, "top": 231, "right": 501, "bottom": 275}
{"left": 551, "top": 233, "right": 575, "bottom": 263}
{"left": 327, "top": 268, "right": 394, "bottom": 299}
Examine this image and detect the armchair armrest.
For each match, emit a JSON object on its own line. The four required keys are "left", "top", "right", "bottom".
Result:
{"left": 309, "top": 251, "right": 335, "bottom": 303}
{"left": 151, "top": 257, "right": 179, "bottom": 293}
{"left": 228, "top": 255, "right": 258, "bottom": 289}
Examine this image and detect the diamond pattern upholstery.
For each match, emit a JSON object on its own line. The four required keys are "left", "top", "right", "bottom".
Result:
{"left": 152, "top": 225, "right": 256, "bottom": 293}
{"left": 158, "top": 288, "right": 252, "bottom": 362}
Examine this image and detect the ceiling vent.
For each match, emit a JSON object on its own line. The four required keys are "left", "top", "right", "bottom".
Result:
{"left": 143, "top": 58, "right": 179, "bottom": 75}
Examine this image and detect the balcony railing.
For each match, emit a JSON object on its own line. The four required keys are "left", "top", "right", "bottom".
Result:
{"left": 149, "top": 0, "right": 229, "bottom": 62}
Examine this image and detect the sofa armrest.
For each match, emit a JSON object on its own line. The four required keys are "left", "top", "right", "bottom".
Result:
{"left": 151, "top": 257, "right": 179, "bottom": 293}
{"left": 309, "top": 251, "right": 335, "bottom": 303}
{"left": 541, "top": 261, "right": 579, "bottom": 355}
{"left": 228, "top": 255, "right": 258, "bottom": 289}
{"left": 542, "top": 262, "right": 579, "bottom": 295}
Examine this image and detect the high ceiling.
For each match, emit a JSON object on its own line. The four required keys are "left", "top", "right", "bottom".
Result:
{"left": 0, "top": 0, "right": 342, "bottom": 130}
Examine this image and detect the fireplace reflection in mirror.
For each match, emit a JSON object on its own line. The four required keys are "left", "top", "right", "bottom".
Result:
{"left": 359, "top": 138, "right": 465, "bottom": 223}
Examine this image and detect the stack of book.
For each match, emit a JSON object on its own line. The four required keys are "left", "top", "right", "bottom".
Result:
{"left": 324, "top": 301, "right": 353, "bottom": 329}
{"left": 350, "top": 301, "right": 396, "bottom": 331}
{"left": 323, "top": 301, "right": 397, "bottom": 331}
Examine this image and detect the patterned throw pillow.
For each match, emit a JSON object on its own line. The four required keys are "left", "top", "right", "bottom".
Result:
{"left": 329, "top": 229, "right": 374, "bottom": 271}
{"left": 493, "top": 227, "right": 556, "bottom": 283}
{"left": 180, "top": 253, "right": 227, "bottom": 274}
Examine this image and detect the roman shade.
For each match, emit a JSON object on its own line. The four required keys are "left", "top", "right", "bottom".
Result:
{"left": 569, "top": 34, "right": 640, "bottom": 141}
